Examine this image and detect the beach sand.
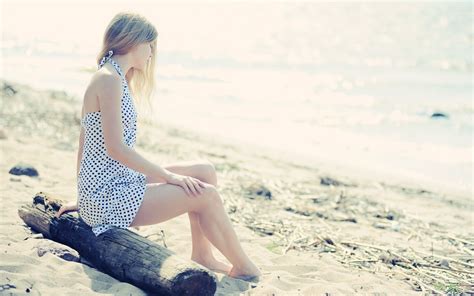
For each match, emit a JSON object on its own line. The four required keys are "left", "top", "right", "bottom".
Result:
{"left": 0, "top": 79, "right": 472, "bottom": 295}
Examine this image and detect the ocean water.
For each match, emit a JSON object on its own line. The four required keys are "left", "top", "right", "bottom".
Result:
{"left": 1, "top": 1, "right": 472, "bottom": 197}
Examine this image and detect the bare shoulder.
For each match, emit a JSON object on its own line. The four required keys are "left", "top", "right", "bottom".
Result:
{"left": 91, "top": 68, "right": 122, "bottom": 94}
{"left": 82, "top": 68, "right": 122, "bottom": 116}
{"left": 90, "top": 69, "right": 122, "bottom": 103}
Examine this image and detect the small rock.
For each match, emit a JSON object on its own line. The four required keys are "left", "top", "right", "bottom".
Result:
{"left": 320, "top": 177, "right": 348, "bottom": 187}
{"left": 246, "top": 183, "right": 272, "bottom": 200}
{"left": 3, "top": 83, "right": 17, "bottom": 96}
{"left": 440, "top": 259, "right": 450, "bottom": 268}
{"left": 375, "top": 210, "right": 399, "bottom": 221}
{"left": 430, "top": 112, "right": 449, "bottom": 119}
{"left": 324, "top": 237, "right": 335, "bottom": 245}
{"left": 9, "top": 163, "right": 39, "bottom": 177}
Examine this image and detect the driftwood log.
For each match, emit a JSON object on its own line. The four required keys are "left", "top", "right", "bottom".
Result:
{"left": 18, "top": 191, "right": 218, "bottom": 296}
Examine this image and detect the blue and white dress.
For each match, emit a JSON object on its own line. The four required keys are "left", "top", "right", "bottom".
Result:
{"left": 77, "top": 52, "right": 147, "bottom": 237}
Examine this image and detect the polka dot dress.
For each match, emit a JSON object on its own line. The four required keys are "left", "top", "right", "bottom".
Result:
{"left": 77, "top": 52, "right": 147, "bottom": 237}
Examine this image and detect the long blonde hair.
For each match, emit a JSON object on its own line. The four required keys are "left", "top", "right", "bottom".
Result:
{"left": 96, "top": 12, "right": 158, "bottom": 112}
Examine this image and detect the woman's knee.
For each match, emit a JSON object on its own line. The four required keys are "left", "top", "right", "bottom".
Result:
{"left": 197, "top": 183, "right": 222, "bottom": 210}
{"left": 198, "top": 159, "right": 217, "bottom": 186}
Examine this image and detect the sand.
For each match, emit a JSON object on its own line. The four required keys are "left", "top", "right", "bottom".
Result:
{"left": 0, "top": 79, "right": 472, "bottom": 295}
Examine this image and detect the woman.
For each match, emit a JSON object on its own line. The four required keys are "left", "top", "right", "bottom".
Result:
{"left": 55, "top": 11, "right": 261, "bottom": 281}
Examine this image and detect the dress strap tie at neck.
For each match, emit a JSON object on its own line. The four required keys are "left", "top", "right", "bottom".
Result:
{"left": 98, "top": 50, "right": 114, "bottom": 69}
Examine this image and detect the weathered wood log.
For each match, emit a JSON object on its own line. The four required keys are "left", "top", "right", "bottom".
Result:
{"left": 18, "top": 191, "right": 217, "bottom": 296}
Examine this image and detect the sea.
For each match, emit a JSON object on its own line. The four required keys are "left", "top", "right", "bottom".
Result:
{"left": 1, "top": 0, "right": 472, "bottom": 198}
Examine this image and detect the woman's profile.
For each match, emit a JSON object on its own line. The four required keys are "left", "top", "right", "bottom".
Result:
{"left": 55, "top": 11, "right": 261, "bottom": 281}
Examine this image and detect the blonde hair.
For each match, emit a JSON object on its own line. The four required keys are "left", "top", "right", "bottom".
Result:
{"left": 96, "top": 12, "right": 158, "bottom": 112}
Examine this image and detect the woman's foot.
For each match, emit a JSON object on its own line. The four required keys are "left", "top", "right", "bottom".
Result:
{"left": 191, "top": 254, "right": 232, "bottom": 274}
{"left": 227, "top": 262, "right": 262, "bottom": 282}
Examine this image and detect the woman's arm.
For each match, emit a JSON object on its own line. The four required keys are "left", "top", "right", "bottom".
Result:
{"left": 109, "top": 145, "right": 171, "bottom": 181}
{"left": 97, "top": 74, "right": 172, "bottom": 182}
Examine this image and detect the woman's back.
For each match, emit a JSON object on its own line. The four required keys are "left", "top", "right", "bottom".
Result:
{"left": 82, "top": 65, "right": 118, "bottom": 115}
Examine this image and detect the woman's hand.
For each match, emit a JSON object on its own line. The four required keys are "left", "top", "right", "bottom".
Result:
{"left": 164, "top": 172, "right": 206, "bottom": 197}
{"left": 55, "top": 201, "right": 79, "bottom": 218}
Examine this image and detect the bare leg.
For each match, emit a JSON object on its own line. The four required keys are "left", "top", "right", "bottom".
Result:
{"left": 188, "top": 211, "right": 231, "bottom": 274}
{"left": 188, "top": 211, "right": 213, "bottom": 257}
{"left": 143, "top": 161, "right": 260, "bottom": 277}
{"left": 156, "top": 161, "right": 231, "bottom": 273}
{"left": 197, "top": 193, "right": 261, "bottom": 278}
{"left": 130, "top": 182, "right": 260, "bottom": 279}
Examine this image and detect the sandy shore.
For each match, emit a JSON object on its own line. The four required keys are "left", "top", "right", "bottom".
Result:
{"left": 0, "top": 79, "right": 472, "bottom": 295}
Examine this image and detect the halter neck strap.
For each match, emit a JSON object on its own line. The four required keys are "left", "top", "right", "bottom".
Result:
{"left": 108, "top": 58, "right": 125, "bottom": 80}
{"left": 97, "top": 50, "right": 125, "bottom": 80}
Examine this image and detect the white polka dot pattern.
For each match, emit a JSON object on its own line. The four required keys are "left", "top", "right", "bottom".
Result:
{"left": 77, "top": 57, "right": 146, "bottom": 237}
